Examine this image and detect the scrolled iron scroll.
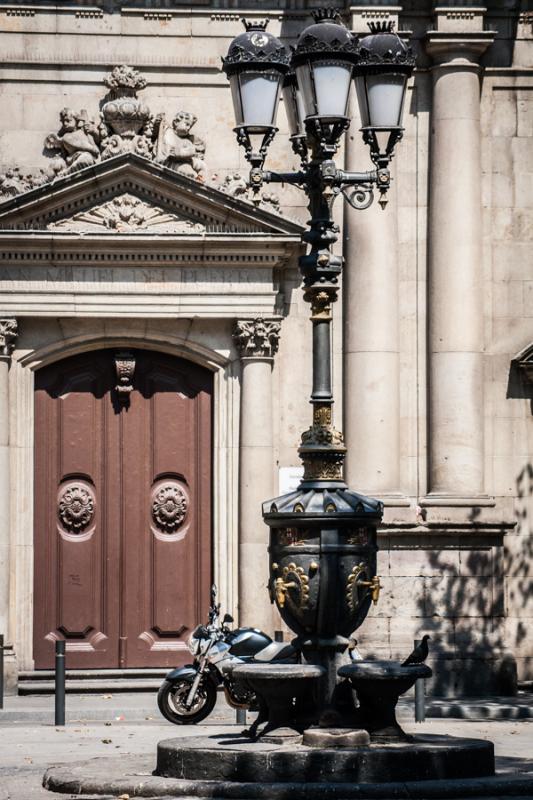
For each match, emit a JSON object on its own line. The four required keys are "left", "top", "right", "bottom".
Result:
{"left": 342, "top": 185, "right": 374, "bottom": 211}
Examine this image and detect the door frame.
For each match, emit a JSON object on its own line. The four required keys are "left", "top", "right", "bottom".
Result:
{"left": 9, "top": 326, "right": 239, "bottom": 671}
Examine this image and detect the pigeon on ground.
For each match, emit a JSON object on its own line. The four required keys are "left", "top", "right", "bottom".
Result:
{"left": 402, "top": 634, "right": 430, "bottom": 666}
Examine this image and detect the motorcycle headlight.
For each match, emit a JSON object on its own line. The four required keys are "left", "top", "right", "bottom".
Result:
{"left": 187, "top": 632, "right": 201, "bottom": 656}
{"left": 188, "top": 625, "right": 209, "bottom": 656}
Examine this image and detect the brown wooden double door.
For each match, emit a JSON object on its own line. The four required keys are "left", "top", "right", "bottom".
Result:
{"left": 34, "top": 349, "right": 212, "bottom": 669}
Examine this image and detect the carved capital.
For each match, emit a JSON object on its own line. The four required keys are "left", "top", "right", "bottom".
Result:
{"left": 0, "top": 318, "right": 18, "bottom": 360}
{"left": 233, "top": 317, "right": 281, "bottom": 360}
{"left": 424, "top": 31, "right": 495, "bottom": 66}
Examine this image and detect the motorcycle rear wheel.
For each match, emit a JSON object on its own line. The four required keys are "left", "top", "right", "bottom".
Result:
{"left": 157, "top": 678, "right": 217, "bottom": 725}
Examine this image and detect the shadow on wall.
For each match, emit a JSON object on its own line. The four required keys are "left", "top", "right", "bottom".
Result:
{"left": 507, "top": 464, "right": 533, "bottom": 669}
{"left": 416, "top": 464, "right": 532, "bottom": 696}
{"left": 484, "top": 0, "right": 526, "bottom": 69}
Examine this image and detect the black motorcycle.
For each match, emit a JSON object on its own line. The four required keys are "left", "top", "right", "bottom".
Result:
{"left": 157, "top": 586, "right": 298, "bottom": 725}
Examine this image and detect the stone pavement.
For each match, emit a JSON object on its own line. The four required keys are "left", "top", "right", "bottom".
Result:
{"left": 1, "top": 692, "right": 533, "bottom": 799}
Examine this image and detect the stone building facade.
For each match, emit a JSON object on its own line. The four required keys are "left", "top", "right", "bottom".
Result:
{"left": 0, "top": 0, "right": 531, "bottom": 694}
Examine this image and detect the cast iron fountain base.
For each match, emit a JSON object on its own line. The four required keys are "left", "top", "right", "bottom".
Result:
{"left": 232, "top": 663, "right": 325, "bottom": 738}
{"left": 338, "top": 660, "right": 432, "bottom": 742}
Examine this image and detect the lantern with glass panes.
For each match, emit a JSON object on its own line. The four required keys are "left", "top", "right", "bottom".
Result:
{"left": 222, "top": 11, "right": 414, "bottom": 204}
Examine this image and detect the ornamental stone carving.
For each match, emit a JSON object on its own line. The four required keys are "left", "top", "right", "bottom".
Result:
{"left": 47, "top": 194, "right": 206, "bottom": 234}
{"left": 44, "top": 107, "right": 102, "bottom": 176}
{"left": 0, "top": 318, "right": 18, "bottom": 359}
{"left": 155, "top": 111, "right": 207, "bottom": 180}
{"left": 0, "top": 65, "right": 285, "bottom": 216}
{"left": 0, "top": 66, "right": 208, "bottom": 198}
{"left": 58, "top": 483, "right": 95, "bottom": 533}
{"left": 114, "top": 351, "right": 136, "bottom": 401}
{"left": 151, "top": 482, "right": 188, "bottom": 534}
{"left": 233, "top": 317, "right": 281, "bottom": 359}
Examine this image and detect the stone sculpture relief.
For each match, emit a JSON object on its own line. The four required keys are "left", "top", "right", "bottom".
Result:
{"left": 114, "top": 350, "right": 136, "bottom": 402}
{"left": 0, "top": 65, "right": 208, "bottom": 198}
{"left": 47, "top": 194, "right": 206, "bottom": 233}
{"left": 44, "top": 107, "right": 102, "bottom": 175}
{"left": 0, "top": 64, "right": 283, "bottom": 216}
{"left": 155, "top": 111, "right": 207, "bottom": 180}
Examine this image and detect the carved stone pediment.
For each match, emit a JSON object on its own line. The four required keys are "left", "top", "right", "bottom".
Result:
{"left": 0, "top": 154, "right": 303, "bottom": 237}
{"left": 48, "top": 193, "right": 205, "bottom": 234}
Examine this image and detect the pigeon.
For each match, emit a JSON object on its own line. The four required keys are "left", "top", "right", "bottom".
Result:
{"left": 402, "top": 634, "right": 430, "bottom": 666}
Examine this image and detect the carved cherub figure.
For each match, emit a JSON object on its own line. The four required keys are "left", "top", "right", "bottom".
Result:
{"left": 45, "top": 107, "right": 101, "bottom": 175}
{"left": 156, "top": 111, "right": 207, "bottom": 180}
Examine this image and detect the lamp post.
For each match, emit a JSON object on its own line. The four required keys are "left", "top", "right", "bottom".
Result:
{"left": 223, "top": 10, "right": 415, "bottom": 723}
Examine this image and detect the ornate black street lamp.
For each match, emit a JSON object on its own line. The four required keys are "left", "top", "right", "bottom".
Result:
{"left": 223, "top": 10, "right": 415, "bottom": 726}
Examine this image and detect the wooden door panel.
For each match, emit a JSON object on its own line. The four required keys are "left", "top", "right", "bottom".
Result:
{"left": 34, "top": 354, "right": 118, "bottom": 669}
{"left": 34, "top": 349, "right": 213, "bottom": 670}
{"left": 122, "top": 353, "right": 213, "bottom": 668}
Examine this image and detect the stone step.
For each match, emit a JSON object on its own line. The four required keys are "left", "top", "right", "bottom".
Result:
{"left": 18, "top": 669, "right": 170, "bottom": 695}
{"left": 19, "top": 668, "right": 168, "bottom": 682}
{"left": 18, "top": 678, "right": 163, "bottom": 695}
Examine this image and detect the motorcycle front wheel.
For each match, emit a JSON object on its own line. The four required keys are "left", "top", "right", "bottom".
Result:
{"left": 157, "top": 678, "right": 217, "bottom": 725}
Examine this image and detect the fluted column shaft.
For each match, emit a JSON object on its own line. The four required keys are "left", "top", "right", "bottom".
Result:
{"left": 0, "top": 320, "right": 17, "bottom": 640}
{"left": 343, "top": 113, "right": 401, "bottom": 496}
{"left": 426, "top": 35, "right": 492, "bottom": 497}
{"left": 233, "top": 318, "right": 280, "bottom": 632}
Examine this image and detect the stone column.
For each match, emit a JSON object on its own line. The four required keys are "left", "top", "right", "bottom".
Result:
{"left": 0, "top": 319, "right": 17, "bottom": 651}
{"left": 233, "top": 318, "right": 280, "bottom": 632}
{"left": 425, "top": 22, "right": 494, "bottom": 498}
{"left": 343, "top": 148, "right": 401, "bottom": 498}
{"left": 342, "top": 19, "right": 402, "bottom": 501}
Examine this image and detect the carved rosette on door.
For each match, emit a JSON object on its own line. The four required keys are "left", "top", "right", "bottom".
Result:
{"left": 150, "top": 479, "right": 190, "bottom": 541}
{"left": 57, "top": 480, "right": 96, "bottom": 540}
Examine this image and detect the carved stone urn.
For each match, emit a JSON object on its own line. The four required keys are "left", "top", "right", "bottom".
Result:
{"left": 102, "top": 65, "right": 151, "bottom": 139}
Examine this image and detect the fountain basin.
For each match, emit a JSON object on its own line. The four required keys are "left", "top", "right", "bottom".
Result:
{"left": 339, "top": 660, "right": 432, "bottom": 742}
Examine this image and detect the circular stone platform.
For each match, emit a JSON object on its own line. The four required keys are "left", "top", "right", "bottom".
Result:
{"left": 156, "top": 731, "right": 494, "bottom": 784}
{"left": 43, "top": 748, "right": 533, "bottom": 799}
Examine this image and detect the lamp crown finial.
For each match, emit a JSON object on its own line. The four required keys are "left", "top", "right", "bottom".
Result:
{"left": 367, "top": 20, "right": 395, "bottom": 34}
{"left": 311, "top": 8, "right": 340, "bottom": 24}
{"left": 242, "top": 18, "right": 269, "bottom": 32}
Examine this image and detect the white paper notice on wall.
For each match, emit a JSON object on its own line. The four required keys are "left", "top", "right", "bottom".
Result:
{"left": 278, "top": 466, "right": 304, "bottom": 495}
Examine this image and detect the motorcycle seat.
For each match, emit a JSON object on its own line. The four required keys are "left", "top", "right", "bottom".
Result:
{"left": 254, "top": 641, "right": 296, "bottom": 662}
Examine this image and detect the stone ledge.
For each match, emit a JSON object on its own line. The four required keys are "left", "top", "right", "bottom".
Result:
{"left": 42, "top": 753, "right": 533, "bottom": 799}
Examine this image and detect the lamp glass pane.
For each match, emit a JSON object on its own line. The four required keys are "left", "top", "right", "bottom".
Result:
{"left": 238, "top": 70, "right": 281, "bottom": 130}
{"left": 282, "top": 84, "right": 299, "bottom": 136}
{"left": 365, "top": 73, "right": 406, "bottom": 128}
{"left": 312, "top": 61, "right": 353, "bottom": 119}
{"left": 295, "top": 63, "right": 316, "bottom": 117}
{"left": 354, "top": 76, "right": 370, "bottom": 127}
{"left": 229, "top": 74, "right": 244, "bottom": 126}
